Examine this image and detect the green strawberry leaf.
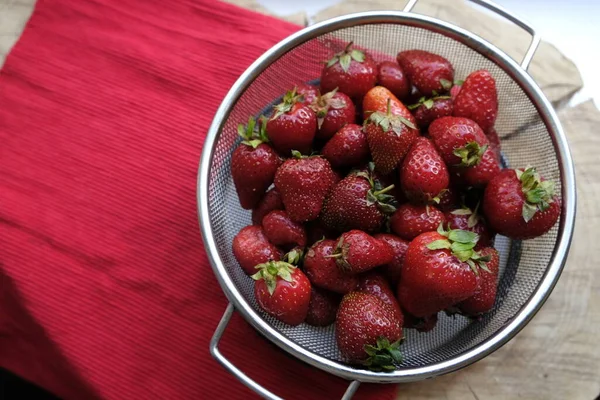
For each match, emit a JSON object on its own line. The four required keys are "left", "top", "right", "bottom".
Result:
{"left": 427, "top": 239, "right": 452, "bottom": 250}
{"left": 326, "top": 56, "right": 339, "bottom": 68}
{"left": 454, "top": 79, "right": 464, "bottom": 86}
{"left": 398, "top": 116, "right": 416, "bottom": 130}
{"left": 423, "top": 98, "right": 434, "bottom": 109}
{"left": 448, "top": 229, "right": 478, "bottom": 244}
{"left": 350, "top": 49, "right": 365, "bottom": 62}
{"left": 451, "top": 208, "right": 472, "bottom": 216}
{"left": 339, "top": 54, "right": 352, "bottom": 73}
{"left": 440, "top": 78, "right": 452, "bottom": 90}
{"left": 522, "top": 202, "right": 538, "bottom": 222}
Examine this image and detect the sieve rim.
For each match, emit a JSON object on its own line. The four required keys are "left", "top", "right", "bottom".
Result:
{"left": 197, "top": 11, "right": 576, "bottom": 382}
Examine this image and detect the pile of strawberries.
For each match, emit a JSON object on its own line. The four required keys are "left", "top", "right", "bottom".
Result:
{"left": 229, "top": 43, "right": 561, "bottom": 371}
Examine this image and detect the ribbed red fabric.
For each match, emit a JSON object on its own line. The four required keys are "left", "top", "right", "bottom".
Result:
{"left": 0, "top": 0, "right": 398, "bottom": 399}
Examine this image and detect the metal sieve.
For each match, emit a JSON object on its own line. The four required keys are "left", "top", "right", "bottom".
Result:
{"left": 197, "top": 0, "right": 576, "bottom": 398}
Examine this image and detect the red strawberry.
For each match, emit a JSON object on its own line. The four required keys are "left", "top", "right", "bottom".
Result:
{"left": 303, "top": 239, "right": 358, "bottom": 294}
{"left": 296, "top": 82, "right": 319, "bottom": 105}
{"left": 274, "top": 153, "right": 337, "bottom": 222}
{"left": 487, "top": 127, "right": 502, "bottom": 161}
{"left": 305, "top": 219, "right": 337, "bottom": 245}
{"left": 396, "top": 50, "right": 454, "bottom": 96}
{"left": 377, "top": 61, "right": 410, "bottom": 100}
{"left": 457, "top": 247, "right": 500, "bottom": 316}
{"left": 363, "top": 87, "right": 420, "bottom": 175}
{"left": 408, "top": 96, "right": 453, "bottom": 129}
{"left": 483, "top": 167, "right": 561, "bottom": 239}
{"left": 252, "top": 261, "right": 311, "bottom": 326}
{"left": 330, "top": 230, "right": 394, "bottom": 274}
{"left": 390, "top": 203, "right": 446, "bottom": 241}
{"left": 357, "top": 271, "right": 403, "bottom": 320}
{"left": 252, "top": 188, "right": 284, "bottom": 225}
{"left": 336, "top": 292, "right": 403, "bottom": 370}
{"left": 453, "top": 69, "right": 498, "bottom": 133}
{"left": 458, "top": 146, "right": 501, "bottom": 187}
{"left": 374, "top": 233, "right": 409, "bottom": 286}
{"left": 232, "top": 225, "right": 283, "bottom": 275}
{"left": 267, "top": 88, "right": 317, "bottom": 156}
{"left": 403, "top": 312, "right": 438, "bottom": 332}
{"left": 320, "top": 43, "right": 377, "bottom": 100}
{"left": 305, "top": 287, "right": 340, "bottom": 327}
{"left": 311, "top": 89, "right": 356, "bottom": 140}
{"left": 322, "top": 166, "right": 396, "bottom": 233}
{"left": 445, "top": 204, "right": 494, "bottom": 248}
{"left": 262, "top": 210, "right": 307, "bottom": 249}
{"left": 436, "top": 186, "right": 460, "bottom": 212}
{"left": 450, "top": 83, "right": 462, "bottom": 101}
{"left": 231, "top": 116, "right": 281, "bottom": 209}
{"left": 428, "top": 117, "right": 489, "bottom": 168}
{"left": 400, "top": 137, "right": 449, "bottom": 204}
{"left": 398, "top": 227, "right": 492, "bottom": 317}
{"left": 321, "top": 123, "right": 370, "bottom": 169}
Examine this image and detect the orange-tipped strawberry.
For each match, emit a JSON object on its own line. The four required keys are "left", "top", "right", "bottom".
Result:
{"left": 320, "top": 42, "right": 377, "bottom": 100}
{"left": 231, "top": 116, "right": 281, "bottom": 209}
{"left": 400, "top": 137, "right": 449, "bottom": 204}
{"left": 396, "top": 50, "right": 455, "bottom": 96}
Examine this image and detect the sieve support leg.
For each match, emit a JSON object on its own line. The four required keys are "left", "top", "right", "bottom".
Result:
{"left": 210, "top": 304, "right": 363, "bottom": 400}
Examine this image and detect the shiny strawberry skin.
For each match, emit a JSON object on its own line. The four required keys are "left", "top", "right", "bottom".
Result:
{"left": 358, "top": 271, "right": 403, "bottom": 321}
{"left": 303, "top": 239, "right": 359, "bottom": 294}
{"left": 428, "top": 116, "right": 489, "bottom": 167}
{"left": 390, "top": 203, "right": 446, "bottom": 240}
{"left": 413, "top": 98, "right": 453, "bottom": 129}
{"left": 252, "top": 188, "right": 284, "bottom": 225}
{"left": 321, "top": 54, "right": 377, "bottom": 100}
{"left": 232, "top": 226, "right": 283, "bottom": 275}
{"left": 305, "top": 287, "right": 340, "bottom": 327}
{"left": 487, "top": 127, "right": 502, "bottom": 161}
{"left": 362, "top": 86, "right": 416, "bottom": 120}
{"left": 374, "top": 233, "right": 409, "bottom": 286}
{"left": 262, "top": 210, "right": 307, "bottom": 248}
{"left": 296, "top": 83, "right": 319, "bottom": 105}
{"left": 254, "top": 267, "right": 311, "bottom": 326}
{"left": 458, "top": 146, "right": 501, "bottom": 187}
{"left": 397, "top": 231, "right": 479, "bottom": 317}
{"left": 322, "top": 175, "right": 386, "bottom": 233}
{"left": 445, "top": 209, "right": 494, "bottom": 249}
{"left": 334, "top": 230, "right": 394, "bottom": 274}
{"left": 453, "top": 69, "right": 498, "bottom": 133}
{"left": 274, "top": 156, "right": 337, "bottom": 222}
{"left": 315, "top": 91, "right": 356, "bottom": 140}
{"left": 396, "top": 50, "right": 454, "bottom": 96}
{"left": 231, "top": 143, "right": 281, "bottom": 209}
{"left": 400, "top": 137, "right": 449, "bottom": 203}
{"left": 267, "top": 102, "right": 317, "bottom": 156}
{"left": 336, "top": 292, "right": 403, "bottom": 364}
{"left": 321, "top": 123, "right": 370, "bottom": 169}
{"left": 377, "top": 61, "right": 410, "bottom": 100}
{"left": 483, "top": 169, "right": 561, "bottom": 239}
{"left": 457, "top": 247, "right": 500, "bottom": 315}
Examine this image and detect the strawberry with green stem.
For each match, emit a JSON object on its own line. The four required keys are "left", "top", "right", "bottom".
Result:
{"left": 445, "top": 202, "right": 494, "bottom": 249}
{"left": 428, "top": 117, "right": 489, "bottom": 168}
{"left": 232, "top": 225, "right": 282, "bottom": 275}
{"left": 310, "top": 88, "right": 356, "bottom": 140}
{"left": 231, "top": 116, "right": 281, "bottom": 209}
{"left": 329, "top": 230, "right": 394, "bottom": 274}
{"left": 457, "top": 247, "right": 500, "bottom": 316}
{"left": 453, "top": 69, "right": 498, "bottom": 133}
{"left": 320, "top": 42, "right": 377, "bottom": 100}
{"left": 408, "top": 93, "right": 453, "bottom": 129}
{"left": 303, "top": 238, "right": 359, "bottom": 294}
{"left": 396, "top": 50, "right": 455, "bottom": 96}
{"left": 390, "top": 203, "right": 446, "bottom": 241}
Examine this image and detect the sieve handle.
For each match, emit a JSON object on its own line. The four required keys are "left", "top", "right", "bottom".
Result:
{"left": 210, "top": 303, "right": 361, "bottom": 400}
{"left": 403, "top": 0, "right": 541, "bottom": 70}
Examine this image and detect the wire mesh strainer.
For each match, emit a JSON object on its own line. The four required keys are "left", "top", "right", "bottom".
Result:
{"left": 197, "top": 0, "right": 576, "bottom": 398}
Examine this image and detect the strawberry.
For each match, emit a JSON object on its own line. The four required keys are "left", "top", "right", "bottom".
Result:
{"left": 377, "top": 61, "right": 410, "bottom": 100}
{"left": 390, "top": 203, "right": 446, "bottom": 241}
{"left": 396, "top": 50, "right": 454, "bottom": 96}
{"left": 397, "top": 226, "right": 492, "bottom": 317}
{"left": 305, "top": 219, "right": 337, "bottom": 245}
{"left": 320, "top": 42, "right": 377, "bottom": 100}
{"left": 453, "top": 69, "right": 498, "bottom": 133}
{"left": 321, "top": 123, "right": 370, "bottom": 169}
{"left": 400, "top": 137, "right": 449, "bottom": 204}
{"left": 274, "top": 153, "right": 337, "bottom": 222}
{"left": 483, "top": 167, "right": 561, "bottom": 239}
{"left": 252, "top": 188, "right": 284, "bottom": 225}
{"left": 311, "top": 89, "right": 356, "bottom": 140}
{"left": 296, "top": 82, "right": 319, "bottom": 105}
{"left": 403, "top": 312, "right": 438, "bottom": 332}
{"left": 267, "top": 88, "right": 317, "bottom": 156}
{"left": 232, "top": 225, "right": 283, "bottom": 275}
{"left": 303, "top": 239, "right": 358, "bottom": 294}
{"left": 408, "top": 96, "right": 453, "bottom": 129}
{"left": 457, "top": 146, "right": 501, "bottom": 187}
{"left": 305, "top": 287, "right": 340, "bottom": 327}
{"left": 262, "top": 210, "right": 307, "bottom": 249}
{"left": 450, "top": 83, "right": 462, "bottom": 101}
{"left": 374, "top": 233, "right": 409, "bottom": 286}
{"left": 336, "top": 292, "right": 403, "bottom": 370}
{"left": 436, "top": 185, "right": 460, "bottom": 212}
{"left": 363, "top": 87, "right": 420, "bottom": 175}
{"left": 457, "top": 247, "right": 500, "bottom": 316}
{"left": 445, "top": 204, "right": 493, "bottom": 248}
{"left": 487, "top": 127, "right": 502, "bottom": 161}
{"left": 252, "top": 261, "right": 311, "bottom": 326}
{"left": 322, "top": 166, "right": 396, "bottom": 233}
{"left": 357, "top": 271, "right": 403, "bottom": 320}
{"left": 231, "top": 116, "right": 281, "bottom": 209}
{"left": 330, "top": 230, "right": 394, "bottom": 274}
{"left": 428, "top": 117, "right": 489, "bottom": 168}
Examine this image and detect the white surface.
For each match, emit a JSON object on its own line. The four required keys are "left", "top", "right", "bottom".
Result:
{"left": 257, "top": 0, "right": 599, "bottom": 107}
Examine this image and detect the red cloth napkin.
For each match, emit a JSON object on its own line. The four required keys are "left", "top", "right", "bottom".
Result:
{"left": 0, "top": 0, "right": 398, "bottom": 399}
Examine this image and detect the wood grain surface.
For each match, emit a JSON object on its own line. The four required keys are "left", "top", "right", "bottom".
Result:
{"left": 1, "top": 0, "right": 598, "bottom": 399}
